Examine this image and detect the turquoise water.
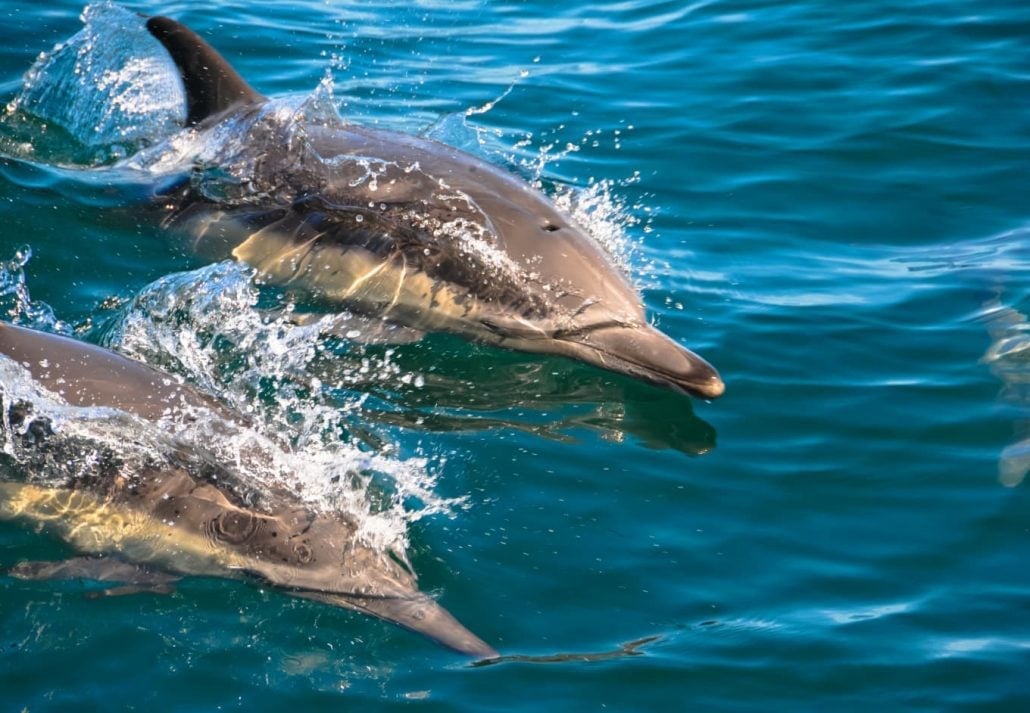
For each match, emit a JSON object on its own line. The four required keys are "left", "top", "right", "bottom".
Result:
{"left": 1, "top": 0, "right": 1028, "bottom": 709}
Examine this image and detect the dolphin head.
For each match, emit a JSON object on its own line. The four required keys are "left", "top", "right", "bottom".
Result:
{"left": 301, "top": 589, "right": 498, "bottom": 658}
{"left": 286, "top": 514, "right": 497, "bottom": 657}
{"left": 483, "top": 313, "right": 724, "bottom": 400}
{"left": 196, "top": 498, "right": 496, "bottom": 657}
{"left": 562, "top": 323, "right": 725, "bottom": 400}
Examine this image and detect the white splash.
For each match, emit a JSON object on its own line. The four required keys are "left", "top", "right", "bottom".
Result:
{"left": 0, "top": 247, "right": 69, "bottom": 334}
{"left": 101, "top": 261, "right": 464, "bottom": 552}
{"left": 7, "top": 2, "right": 185, "bottom": 159}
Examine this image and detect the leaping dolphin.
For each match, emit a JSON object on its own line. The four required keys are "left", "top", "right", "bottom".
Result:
{"left": 0, "top": 322, "right": 496, "bottom": 657}
{"left": 141, "top": 16, "right": 724, "bottom": 400}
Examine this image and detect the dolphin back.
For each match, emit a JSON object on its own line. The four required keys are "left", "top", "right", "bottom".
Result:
{"left": 0, "top": 322, "right": 237, "bottom": 422}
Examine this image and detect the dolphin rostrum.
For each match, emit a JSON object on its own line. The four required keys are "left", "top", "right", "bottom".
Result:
{"left": 0, "top": 322, "right": 497, "bottom": 657}
{"left": 141, "top": 16, "right": 724, "bottom": 399}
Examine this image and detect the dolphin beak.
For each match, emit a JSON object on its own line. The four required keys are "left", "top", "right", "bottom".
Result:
{"left": 300, "top": 591, "right": 498, "bottom": 658}
{"left": 566, "top": 324, "right": 725, "bottom": 399}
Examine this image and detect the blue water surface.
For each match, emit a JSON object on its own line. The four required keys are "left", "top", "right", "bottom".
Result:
{"left": 0, "top": 0, "right": 1028, "bottom": 710}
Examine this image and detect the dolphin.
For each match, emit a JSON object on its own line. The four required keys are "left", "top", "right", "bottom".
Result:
{"left": 140, "top": 16, "right": 724, "bottom": 400}
{"left": 0, "top": 322, "right": 496, "bottom": 657}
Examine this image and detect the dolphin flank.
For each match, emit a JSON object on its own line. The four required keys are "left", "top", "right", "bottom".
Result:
{"left": 0, "top": 322, "right": 496, "bottom": 657}
{"left": 143, "top": 16, "right": 724, "bottom": 399}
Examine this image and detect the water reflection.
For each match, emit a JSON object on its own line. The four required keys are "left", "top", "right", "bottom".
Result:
{"left": 312, "top": 334, "right": 717, "bottom": 457}
{"left": 980, "top": 293, "right": 1030, "bottom": 487}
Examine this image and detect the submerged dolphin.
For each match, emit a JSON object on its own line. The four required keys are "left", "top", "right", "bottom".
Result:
{"left": 0, "top": 322, "right": 496, "bottom": 657}
{"left": 141, "top": 16, "right": 724, "bottom": 399}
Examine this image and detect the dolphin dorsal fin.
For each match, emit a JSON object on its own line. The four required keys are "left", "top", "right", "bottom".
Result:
{"left": 146, "top": 16, "right": 265, "bottom": 126}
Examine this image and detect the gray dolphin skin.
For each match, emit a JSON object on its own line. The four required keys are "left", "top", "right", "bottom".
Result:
{"left": 0, "top": 322, "right": 497, "bottom": 657}
{"left": 143, "top": 16, "right": 724, "bottom": 400}
{"left": 0, "top": 319, "right": 235, "bottom": 423}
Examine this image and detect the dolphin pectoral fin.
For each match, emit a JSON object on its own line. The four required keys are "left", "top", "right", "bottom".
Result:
{"left": 298, "top": 590, "right": 498, "bottom": 658}
{"left": 9, "top": 556, "right": 179, "bottom": 596}
{"left": 563, "top": 324, "right": 725, "bottom": 400}
{"left": 145, "top": 16, "right": 265, "bottom": 126}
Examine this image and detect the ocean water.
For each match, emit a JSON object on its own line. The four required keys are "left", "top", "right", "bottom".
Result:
{"left": 0, "top": 0, "right": 1028, "bottom": 709}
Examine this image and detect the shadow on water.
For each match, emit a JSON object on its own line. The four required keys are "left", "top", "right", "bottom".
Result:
{"left": 312, "top": 333, "right": 717, "bottom": 457}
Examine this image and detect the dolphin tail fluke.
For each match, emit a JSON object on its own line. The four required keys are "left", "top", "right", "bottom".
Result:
{"left": 300, "top": 591, "right": 498, "bottom": 658}
{"left": 563, "top": 324, "right": 724, "bottom": 399}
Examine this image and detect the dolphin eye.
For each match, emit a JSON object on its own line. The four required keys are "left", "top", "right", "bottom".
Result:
{"left": 209, "top": 511, "right": 259, "bottom": 544}
{"left": 542, "top": 222, "right": 561, "bottom": 232}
